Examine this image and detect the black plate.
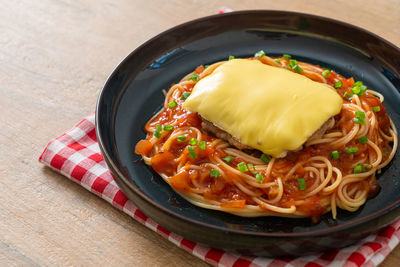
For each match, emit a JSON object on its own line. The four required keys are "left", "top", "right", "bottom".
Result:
{"left": 96, "top": 11, "right": 400, "bottom": 257}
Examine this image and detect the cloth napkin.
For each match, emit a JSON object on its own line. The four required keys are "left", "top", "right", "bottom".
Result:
{"left": 39, "top": 114, "right": 400, "bottom": 267}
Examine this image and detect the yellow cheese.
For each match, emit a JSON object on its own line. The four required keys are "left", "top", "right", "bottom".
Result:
{"left": 183, "top": 59, "right": 343, "bottom": 157}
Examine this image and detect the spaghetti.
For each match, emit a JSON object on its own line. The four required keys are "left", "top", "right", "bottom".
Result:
{"left": 135, "top": 52, "right": 398, "bottom": 219}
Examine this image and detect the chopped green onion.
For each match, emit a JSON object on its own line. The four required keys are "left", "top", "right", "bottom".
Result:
{"left": 222, "top": 156, "right": 233, "bottom": 164}
{"left": 168, "top": 100, "right": 177, "bottom": 109}
{"left": 188, "top": 73, "right": 199, "bottom": 81}
{"left": 247, "top": 164, "right": 257, "bottom": 175}
{"left": 322, "top": 69, "right": 331, "bottom": 78}
{"left": 156, "top": 124, "right": 162, "bottom": 132}
{"left": 372, "top": 106, "right": 380, "bottom": 112}
{"left": 254, "top": 50, "right": 266, "bottom": 58}
{"left": 351, "top": 81, "right": 367, "bottom": 96}
{"left": 199, "top": 141, "right": 206, "bottom": 150}
{"left": 228, "top": 55, "right": 235, "bottom": 60}
{"left": 297, "top": 178, "right": 307, "bottom": 191}
{"left": 274, "top": 58, "right": 281, "bottom": 64}
{"left": 163, "top": 125, "right": 174, "bottom": 131}
{"left": 353, "top": 163, "right": 372, "bottom": 174}
{"left": 237, "top": 162, "right": 248, "bottom": 172}
{"left": 359, "top": 85, "right": 367, "bottom": 95}
{"left": 352, "top": 81, "right": 363, "bottom": 87}
{"left": 260, "top": 154, "right": 271, "bottom": 163}
{"left": 345, "top": 147, "right": 359, "bottom": 154}
{"left": 210, "top": 169, "right": 220, "bottom": 178}
{"left": 177, "top": 135, "right": 186, "bottom": 142}
{"left": 334, "top": 80, "right": 343, "bottom": 89}
{"left": 255, "top": 173, "right": 264, "bottom": 183}
{"left": 282, "top": 54, "right": 291, "bottom": 60}
{"left": 204, "top": 65, "right": 210, "bottom": 68}
{"left": 353, "top": 163, "right": 364, "bottom": 173}
{"left": 187, "top": 146, "right": 197, "bottom": 159}
{"left": 153, "top": 131, "right": 161, "bottom": 138}
{"left": 351, "top": 86, "right": 360, "bottom": 95}
{"left": 344, "top": 91, "right": 353, "bottom": 99}
{"left": 358, "top": 136, "right": 368, "bottom": 144}
{"left": 354, "top": 111, "right": 366, "bottom": 124}
{"left": 351, "top": 85, "right": 366, "bottom": 95}
{"left": 181, "top": 92, "right": 191, "bottom": 100}
{"left": 330, "top": 150, "right": 340, "bottom": 159}
{"left": 189, "top": 137, "right": 198, "bottom": 145}
{"left": 288, "top": 59, "right": 303, "bottom": 73}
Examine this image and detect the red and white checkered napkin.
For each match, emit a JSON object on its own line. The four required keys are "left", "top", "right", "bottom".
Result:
{"left": 39, "top": 114, "right": 400, "bottom": 267}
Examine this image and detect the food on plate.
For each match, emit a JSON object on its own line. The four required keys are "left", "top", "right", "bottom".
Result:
{"left": 135, "top": 52, "right": 398, "bottom": 220}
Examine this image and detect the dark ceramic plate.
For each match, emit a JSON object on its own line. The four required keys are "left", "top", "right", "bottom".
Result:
{"left": 96, "top": 11, "right": 400, "bottom": 257}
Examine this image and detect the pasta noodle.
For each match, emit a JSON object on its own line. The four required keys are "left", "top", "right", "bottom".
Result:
{"left": 135, "top": 53, "right": 398, "bottom": 220}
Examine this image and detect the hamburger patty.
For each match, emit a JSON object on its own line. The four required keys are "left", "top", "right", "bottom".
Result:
{"left": 201, "top": 117, "right": 335, "bottom": 157}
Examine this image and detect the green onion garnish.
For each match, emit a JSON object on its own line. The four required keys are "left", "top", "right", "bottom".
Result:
{"left": 181, "top": 92, "right": 191, "bottom": 100}
{"left": 322, "top": 69, "right": 331, "bottom": 78}
{"left": 177, "top": 135, "right": 186, "bottom": 142}
{"left": 352, "top": 81, "right": 363, "bottom": 87}
{"left": 210, "top": 169, "right": 220, "bottom": 178}
{"left": 351, "top": 81, "right": 367, "bottom": 96}
{"left": 188, "top": 73, "right": 199, "bottom": 82}
{"left": 351, "top": 86, "right": 361, "bottom": 95}
{"left": 228, "top": 55, "right": 235, "bottom": 60}
{"left": 334, "top": 80, "right": 343, "bottom": 88}
{"left": 297, "top": 178, "right": 307, "bottom": 191}
{"left": 255, "top": 173, "right": 264, "bottom": 183}
{"left": 254, "top": 50, "right": 266, "bottom": 58}
{"left": 247, "top": 164, "right": 257, "bottom": 175}
{"left": 222, "top": 156, "right": 233, "bottom": 164}
{"left": 204, "top": 65, "right": 210, "bottom": 68}
{"left": 354, "top": 111, "right": 366, "bottom": 124}
{"left": 274, "top": 58, "right": 281, "bottom": 64}
{"left": 260, "top": 154, "right": 271, "bottom": 163}
{"left": 344, "top": 91, "right": 353, "bottom": 99}
{"left": 168, "top": 100, "right": 177, "bottom": 109}
{"left": 288, "top": 59, "right": 303, "bottom": 73}
{"left": 330, "top": 150, "right": 340, "bottom": 159}
{"left": 345, "top": 147, "right": 359, "bottom": 154}
{"left": 353, "top": 163, "right": 364, "bottom": 174}
{"left": 189, "top": 138, "right": 198, "bottom": 145}
{"left": 358, "top": 136, "right": 368, "bottom": 144}
{"left": 153, "top": 131, "right": 161, "bottom": 138}
{"left": 199, "top": 141, "right": 206, "bottom": 150}
{"left": 163, "top": 125, "right": 174, "bottom": 131}
{"left": 372, "top": 106, "right": 380, "bottom": 112}
{"left": 353, "top": 163, "right": 373, "bottom": 173}
{"left": 282, "top": 54, "right": 291, "bottom": 60}
{"left": 156, "top": 124, "right": 162, "bottom": 132}
{"left": 187, "top": 146, "right": 197, "bottom": 159}
{"left": 237, "top": 162, "right": 248, "bottom": 172}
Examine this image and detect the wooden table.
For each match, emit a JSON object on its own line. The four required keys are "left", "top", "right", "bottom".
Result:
{"left": 1, "top": 0, "right": 399, "bottom": 265}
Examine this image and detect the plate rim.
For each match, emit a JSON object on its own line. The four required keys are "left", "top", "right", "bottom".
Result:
{"left": 96, "top": 10, "right": 400, "bottom": 238}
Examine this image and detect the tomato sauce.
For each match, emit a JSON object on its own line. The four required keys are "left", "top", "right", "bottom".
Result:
{"left": 135, "top": 57, "right": 394, "bottom": 218}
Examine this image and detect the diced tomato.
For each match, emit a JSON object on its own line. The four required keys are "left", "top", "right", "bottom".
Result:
{"left": 168, "top": 171, "right": 191, "bottom": 192}
{"left": 135, "top": 140, "right": 153, "bottom": 156}
{"left": 194, "top": 65, "right": 205, "bottom": 74}
{"left": 151, "top": 151, "right": 177, "bottom": 176}
{"left": 345, "top": 77, "right": 355, "bottom": 87}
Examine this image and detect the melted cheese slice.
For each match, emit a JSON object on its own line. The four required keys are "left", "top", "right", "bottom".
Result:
{"left": 183, "top": 59, "right": 343, "bottom": 157}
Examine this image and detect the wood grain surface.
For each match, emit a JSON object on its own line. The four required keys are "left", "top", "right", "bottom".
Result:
{"left": 0, "top": 0, "right": 399, "bottom": 266}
